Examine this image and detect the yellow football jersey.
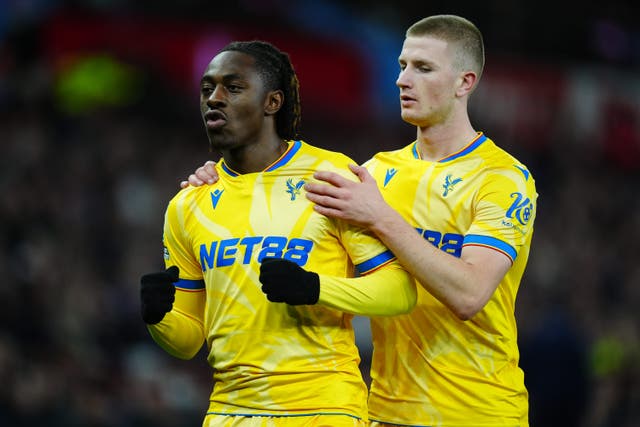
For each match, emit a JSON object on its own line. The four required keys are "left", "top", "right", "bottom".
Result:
{"left": 162, "top": 140, "right": 395, "bottom": 420}
{"left": 366, "top": 133, "right": 536, "bottom": 426}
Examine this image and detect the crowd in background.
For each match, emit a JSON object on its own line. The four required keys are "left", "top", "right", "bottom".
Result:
{"left": 1, "top": 1, "right": 639, "bottom": 426}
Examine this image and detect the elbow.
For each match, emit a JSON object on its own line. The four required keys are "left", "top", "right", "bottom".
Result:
{"left": 452, "top": 307, "right": 477, "bottom": 321}
{"left": 167, "top": 345, "right": 202, "bottom": 360}
{"left": 449, "top": 297, "right": 485, "bottom": 321}
{"left": 148, "top": 321, "right": 205, "bottom": 360}
{"left": 387, "top": 299, "right": 416, "bottom": 315}
{"left": 388, "top": 282, "right": 418, "bottom": 315}
{"left": 401, "top": 287, "right": 418, "bottom": 314}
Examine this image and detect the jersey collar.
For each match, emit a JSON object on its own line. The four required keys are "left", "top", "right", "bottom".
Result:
{"left": 412, "top": 133, "right": 487, "bottom": 162}
{"left": 220, "top": 140, "right": 302, "bottom": 177}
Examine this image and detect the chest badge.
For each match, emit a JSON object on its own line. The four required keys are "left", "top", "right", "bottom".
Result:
{"left": 286, "top": 178, "right": 305, "bottom": 201}
{"left": 442, "top": 174, "right": 462, "bottom": 197}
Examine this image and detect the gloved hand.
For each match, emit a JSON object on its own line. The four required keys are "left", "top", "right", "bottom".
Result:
{"left": 140, "top": 266, "right": 179, "bottom": 324}
{"left": 259, "top": 257, "right": 320, "bottom": 305}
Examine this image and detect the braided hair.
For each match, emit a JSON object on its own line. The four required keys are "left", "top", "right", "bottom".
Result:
{"left": 220, "top": 40, "right": 302, "bottom": 140}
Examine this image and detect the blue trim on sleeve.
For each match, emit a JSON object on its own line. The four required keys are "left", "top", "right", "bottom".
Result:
{"left": 463, "top": 234, "right": 517, "bottom": 261}
{"left": 356, "top": 250, "right": 395, "bottom": 274}
{"left": 175, "top": 278, "right": 205, "bottom": 290}
{"left": 265, "top": 140, "right": 301, "bottom": 171}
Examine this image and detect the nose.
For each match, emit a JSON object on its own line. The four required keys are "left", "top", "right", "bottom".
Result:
{"left": 396, "top": 69, "right": 411, "bottom": 89}
{"left": 207, "top": 85, "right": 226, "bottom": 108}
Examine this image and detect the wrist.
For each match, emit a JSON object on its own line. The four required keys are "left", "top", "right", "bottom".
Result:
{"left": 369, "top": 205, "right": 400, "bottom": 237}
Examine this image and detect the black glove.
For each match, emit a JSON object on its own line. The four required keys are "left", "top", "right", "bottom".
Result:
{"left": 259, "top": 257, "right": 320, "bottom": 305}
{"left": 140, "top": 266, "right": 179, "bottom": 324}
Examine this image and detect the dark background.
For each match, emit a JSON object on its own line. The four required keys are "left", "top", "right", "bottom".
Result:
{"left": 1, "top": 1, "right": 639, "bottom": 426}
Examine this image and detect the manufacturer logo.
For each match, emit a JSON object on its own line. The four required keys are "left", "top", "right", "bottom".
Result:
{"left": 442, "top": 174, "right": 462, "bottom": 197}
{"left": 286, "top": 178, "right": 305, "bottom": 201}
{"left": 384, "top": 168, "right": 398, "bottom": 186}
{"left": 210, "top": 189, "right": 224, "bottom": 209}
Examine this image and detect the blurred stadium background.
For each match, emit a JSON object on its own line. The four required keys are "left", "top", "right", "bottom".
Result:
{"left": 1, "top": 1, "right": 639, "bottom": 426}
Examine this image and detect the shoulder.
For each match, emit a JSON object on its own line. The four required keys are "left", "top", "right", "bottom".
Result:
{"left": 298, "top": 140, "right": 355, "bottom": 163}
{"left": 296, "top": 140, "right": 358, "bottom": 175}
{"left": 478, "top": 137, "right": 536, "bottom": 185}
{"left": 363, "top": 142, "right": 415, "bottom": 168}
{"left": 166, "top": 185, "right": 210, "bottom": 214}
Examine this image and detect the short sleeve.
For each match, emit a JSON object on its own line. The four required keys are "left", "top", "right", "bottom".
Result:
{"left": 464, "top": 166, "right": 537, "bottom": 262}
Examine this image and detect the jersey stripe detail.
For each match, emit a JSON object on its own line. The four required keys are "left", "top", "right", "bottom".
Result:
{"left": 221, "top": 162, "right": 239, "bottom": 177}
{"left": 356, "top": 250, "right": 395, "bottom": 275}
{"left": 412, "top": 142, "right": 420, "bottom": 159}
{"left": 463, "top": 234, "right": 517, "bottom": 261}
{"left": 175, "top": 278, "right": 206, "bottom": 290}
{"left": 265, "top": 140, "right": 302, "bottom": 171}
{"left": 206, "top": 411, "right": 362, "bottom": 419}
{"left": 439, "top": 133, "right": 487, "bottom": 162}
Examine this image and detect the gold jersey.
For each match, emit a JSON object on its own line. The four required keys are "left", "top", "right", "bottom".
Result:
{"left": 160, "top": 140, "right": 397, "bottom": 420}
{"left": 366, "top": 133, "right": 536, "bottom": 426}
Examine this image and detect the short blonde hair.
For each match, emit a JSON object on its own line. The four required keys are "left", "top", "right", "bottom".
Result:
{"left": 407, "top": 15, "right": 484, "bottom": 81}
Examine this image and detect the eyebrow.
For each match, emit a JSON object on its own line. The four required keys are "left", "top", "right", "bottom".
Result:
{"left": 398, "top": 57, "right": 435, "bottom": 68}
{"left": 200, "top": 73, "right": 244, "bottom": 85}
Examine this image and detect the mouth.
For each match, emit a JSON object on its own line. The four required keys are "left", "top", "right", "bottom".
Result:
{"left": 400, "top": 94, "right": 417, "bottom": 107}
{"left": 204, "top": 110, "right": 227, "bottom": 130}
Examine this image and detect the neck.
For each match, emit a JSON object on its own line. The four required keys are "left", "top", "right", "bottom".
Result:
{"left": 222, "top": 137, "right": 289, "bottom": 174}
{"left": 415, "top": 116, "right": 477, "bottom": 162}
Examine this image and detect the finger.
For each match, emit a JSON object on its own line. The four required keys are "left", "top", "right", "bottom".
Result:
{"left": 260, "top": 256, "right": 281, "bottom": 265}
{"left": 141, "top": 272, "right": 169, "bottom": 285}
{"left": 305, "top": 191, "right": 344, "bottom": 210}
{"left": 188, "top": 173, "right": 204, "bottom": 186}
{"left": 312, "top": 170, "right": 353, "bottom": 187}
{"left": 312, "top": 203, "right": 349, "bottom": 220}
{"left": 180, "top": 180, "right": 189, "bottom": 189}
{"left": 204, "top": 161, "right": 218, "bottom": 175}
{"left": 196, "top": 167, "right": 213, "bottom": 184}
{"left": 166, "top": 265, "right": 180, "bottom": 281}
{"left": 203, "top": 166, "right": 218, "bottom": 184}
{"left": 348, "top": 164, "right": 371, "bottom": 183}
{"left": 304, "top": 181, "right": 345, "bottom": 198}
{"left": 265, "top": 292, "right": 285, "bottom": 303}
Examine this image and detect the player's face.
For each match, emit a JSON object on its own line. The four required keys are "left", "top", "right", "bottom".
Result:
{"left": 396, "top": 36, "right": 461, "bottom": 128}
{"left": 200, "top": 51, "right": 270, "bottom": 150}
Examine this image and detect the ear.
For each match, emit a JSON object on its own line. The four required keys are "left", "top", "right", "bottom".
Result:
{"left": 456, "top": 70, "right": 478, "bottom": 98}
{"left": 264, "top": 90, "right": 284, "bottom": 116}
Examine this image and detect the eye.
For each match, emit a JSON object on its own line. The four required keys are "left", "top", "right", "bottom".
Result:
{"left": 201, "top": 85, "right": 213, "bottom": 95}
{"left": 227, "top": 84, "right": 242, "bottom": 93}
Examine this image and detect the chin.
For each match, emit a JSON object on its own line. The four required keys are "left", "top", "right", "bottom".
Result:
{"left": 400, "top": 111, "right": 420, "bottom": 126}
{"left": 206, "top": 132, "right": 230, "bottom": 146}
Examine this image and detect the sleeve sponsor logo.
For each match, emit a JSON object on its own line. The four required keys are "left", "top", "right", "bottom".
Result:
{"left": 415, "top": 227, "right": 463, "bottom": 258}
{"left": 506, "top": 192, "right": 533, "bottom": 226}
